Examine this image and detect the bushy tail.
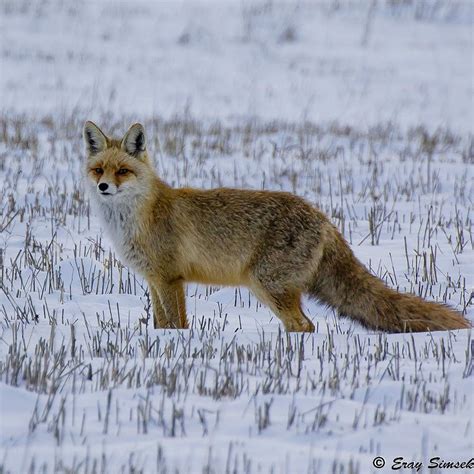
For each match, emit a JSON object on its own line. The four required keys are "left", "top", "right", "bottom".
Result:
{"left": 310, "top": 231, "right": 471, "bottom": 332}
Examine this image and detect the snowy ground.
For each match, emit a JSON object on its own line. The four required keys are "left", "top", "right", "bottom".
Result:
{"left": 0, "top": 1, "right": 473, "bottom": 473}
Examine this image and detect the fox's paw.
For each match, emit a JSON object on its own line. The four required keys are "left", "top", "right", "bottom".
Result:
{"left": 286, "top": 317, "right": 315, "bottom": 333}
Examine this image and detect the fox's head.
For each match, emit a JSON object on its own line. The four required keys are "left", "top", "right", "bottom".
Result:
{"left": 83, "top": 121, "right": 153, "bottom": 200}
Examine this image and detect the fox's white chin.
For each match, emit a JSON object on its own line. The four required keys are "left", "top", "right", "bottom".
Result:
{"left": 98, "top": 190, "right": 119, "bottom": 197}
{"left": 96, "top": 187, "right": 140, "bottom": 203}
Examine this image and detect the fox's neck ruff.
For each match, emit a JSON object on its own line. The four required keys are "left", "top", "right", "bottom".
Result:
{"left": 90, "top": 189, "right": 151, "bottom": 271}
{"left": 95, "top": 193, "right": 140, "bottom": 231}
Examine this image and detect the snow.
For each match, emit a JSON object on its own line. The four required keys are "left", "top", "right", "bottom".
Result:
{"left": 0, "top": 1, "right": 473, "bottom": 473}
{"left": 1, "top": 0, "right": 473, "bottom": 131}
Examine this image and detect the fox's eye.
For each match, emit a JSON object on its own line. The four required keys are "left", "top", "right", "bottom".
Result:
{"left": 117, "top": 168, "right": 129, "bottom": 175}
{"left": 94, "top": 168, "right": 103, "bottom": 174}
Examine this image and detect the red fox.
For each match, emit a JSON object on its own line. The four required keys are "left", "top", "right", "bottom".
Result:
{"left": 83, "top": 121, "right": 470, "bottom": 333}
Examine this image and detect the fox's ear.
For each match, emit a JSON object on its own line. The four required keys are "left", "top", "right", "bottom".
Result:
{"left": 121, "top": 123, "right": 146, "bottom": 157}
{"left": 83, "top": 121, "right": 108, "bottom": 155}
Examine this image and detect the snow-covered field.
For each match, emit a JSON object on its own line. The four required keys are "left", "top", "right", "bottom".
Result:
{"left": 1, "top": 1, "right": 473, "bottom": 473}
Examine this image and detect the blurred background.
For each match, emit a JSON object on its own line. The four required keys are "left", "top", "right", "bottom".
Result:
{"left": 1, "top": 0, "right": 472, "bottom": 131}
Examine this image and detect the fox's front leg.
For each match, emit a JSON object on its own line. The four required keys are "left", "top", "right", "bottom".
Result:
{"left": 147, "top": 282, "right": 167, "bottom": 328}
{"left": 151, "top": 278, "right": 188, "bottom": 329}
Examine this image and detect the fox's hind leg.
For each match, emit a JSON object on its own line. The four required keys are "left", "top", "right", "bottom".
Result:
{"left": 250, "top": 283, "right": 315, "bottom": 332}
{"left": 249, "top": 252, "right": 316, "bottom": 332}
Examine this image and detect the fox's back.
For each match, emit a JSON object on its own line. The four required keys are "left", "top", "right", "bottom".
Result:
{"left": 170, "top": 187, "right": 328, "bottom": 285}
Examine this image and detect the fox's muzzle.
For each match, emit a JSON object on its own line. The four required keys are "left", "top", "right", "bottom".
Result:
{"left": 97, "top": 181, "right": 118, "bottom": 196}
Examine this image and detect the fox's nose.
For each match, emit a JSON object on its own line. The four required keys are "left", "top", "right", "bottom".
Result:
{"left": 98, "top": 183, "right": 109, "bottom": 192}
